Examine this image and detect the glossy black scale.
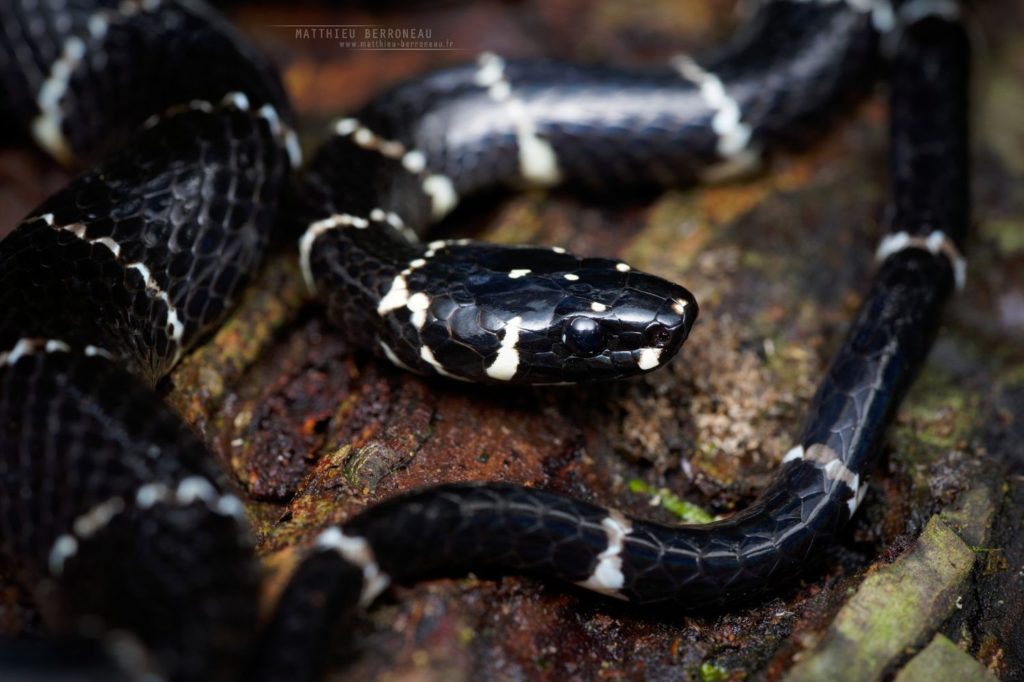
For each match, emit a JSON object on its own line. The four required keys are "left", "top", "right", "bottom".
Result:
{"left": 0, "top": 105, "right": 289, "bottom": 381}
{"left": 0, "top": 0, "right": 293, "bottom": 163}
{"left": 0, "top": 1, "right": 293, "bottom": 679}
{"left": 348, "top": 3, "right": 878, "bottom": 197}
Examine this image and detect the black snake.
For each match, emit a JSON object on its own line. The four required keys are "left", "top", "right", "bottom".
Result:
{"left": 0, "top": 1, "right": 969, "bottom": 679}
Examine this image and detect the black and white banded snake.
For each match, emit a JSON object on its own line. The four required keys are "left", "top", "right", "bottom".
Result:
{"left": 0, "top": 1, "right": 970, "bottom": 680}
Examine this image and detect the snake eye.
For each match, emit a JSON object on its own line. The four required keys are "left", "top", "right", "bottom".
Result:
{"left": 644, "top": 323, "right": 673, "bottom": 348}
{"left": 564, "top": 317, "right": 607, "bottom": 358}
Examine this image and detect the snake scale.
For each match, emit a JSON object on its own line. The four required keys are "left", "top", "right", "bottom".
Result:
{"left": 0, "top": 0, "right": 969, "bottom": 679}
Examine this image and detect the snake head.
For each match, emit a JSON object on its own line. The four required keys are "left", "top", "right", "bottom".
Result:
{"left": 377, "top": 241, "right": 697, "bottom": 384}
{"left": 503, "top": 248, "right": 698, "bottom": 384}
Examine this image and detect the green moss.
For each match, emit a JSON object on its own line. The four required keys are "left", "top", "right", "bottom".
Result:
{"left": 981, "top": 71, "right": 1024, "bottom": 175}
{"left": 457, "top": 625, "right": 476, "bottom": 646}
{"left": 699, "top": 660, "right": 730, "bottom": 682}
{"left": 1004, "top": 363, "right": 1024, "bottom": 385}
{"left": 889, "top": 366, "right": 978, "bottom": 466}
{"left": 982, "top": 218, "right": 1024, "bottom": 255}
{"left": 760, "top": 338, "right": 812, "bottom": 388}
{"left": 739, "top": 249, "right": 769, "bottom": 270}
{"left": 628, "top": 479, "right": 714, "bottom": 523}
{"left": 784, "top": 516, "right": 981, "bottom": 682}
{"left": 893, "top": 634, "right": 997, "bottom": 682}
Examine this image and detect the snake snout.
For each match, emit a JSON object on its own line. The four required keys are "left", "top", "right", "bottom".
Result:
{"left": 540, "top": 263, "right": 698, "bottom": 382}
{"left": 602, "top": 273, "right": 698, "bottom": 376}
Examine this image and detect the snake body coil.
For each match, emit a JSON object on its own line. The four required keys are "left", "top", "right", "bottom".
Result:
{"left": 0, "top": 1, "right": 968, "bottom": 680}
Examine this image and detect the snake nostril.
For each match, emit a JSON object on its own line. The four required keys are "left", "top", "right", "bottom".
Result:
{"left": 644, "top": 323, "right": 673, "bottom": 348}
